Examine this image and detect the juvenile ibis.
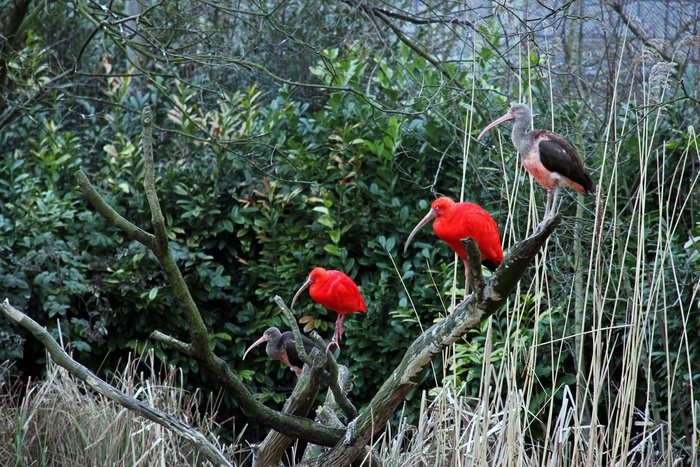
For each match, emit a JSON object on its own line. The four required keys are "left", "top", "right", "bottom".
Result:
{"left": 477, "top": 103, "right": 594, "bottom": 220}
{"left": 291, "top": 267, "right": 367, "bottom": 353}
{"left": 243, "top": 327, "right": 318, "bottom": 377}
{"left": 404, "top": 196, "right": 503, "bottom": 300}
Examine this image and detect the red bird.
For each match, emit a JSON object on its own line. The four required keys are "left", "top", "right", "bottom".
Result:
{"left": 291, "top": 267, "right": 367, "bottom": 353}
{"left": 404, "top": 196, "right": 503, "bottom": 299}
{"left": 478, "top": 103, "right": 593, "bottom": 221}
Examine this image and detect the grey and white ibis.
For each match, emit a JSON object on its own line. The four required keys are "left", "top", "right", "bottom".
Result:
{"left": 477, "top": 103, "right": 594, "bottom": 220}
{"left": 243, "top": 327, "right": 318, "bottom": 377}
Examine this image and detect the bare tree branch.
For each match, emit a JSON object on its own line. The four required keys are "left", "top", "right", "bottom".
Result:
{"left": 304, "top": 217, "right": 561, "bottom": 465}
{"left": 73, "top": 106, "right": 345, "bottom": 448}
{"left": 275, "top": 295, "right": 316, "bottom": 368}
{"left": 74, "top": 170, "right": 156, "bottom": 249}
{"left": 340, "top": 0, "right": 487, "bottom": 122}
{"left": 275, "top": 295, "right": 359, "bottom": 421}
{"left": 151, "top": 331, "right": 194, "bottom": 356}
{"left": 341, "top": 0, "right": 476, "bottom": 28}
{"left": 254, "top": 346, "right": 327, "bottom": 465}
{"left": 608, "top": 0, "right": 674, "bottom": 64}
{"left": 0, "top": 69, "right": 74, "bottom": 132}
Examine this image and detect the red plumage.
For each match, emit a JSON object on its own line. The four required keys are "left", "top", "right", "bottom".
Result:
{"left": 291, "top": 267, "right": 366, "bottom": 352}
{"left": 405, "top": 197, "right": 503, "bottom": 270}
{"left": 404, "top": 196, "right": 503, "bottom": 301}
{"left": 430, "top": 198, "right": 503, "bottom": 270}
{"left": 307, "top": 268, "right": 367, "bottom": 315}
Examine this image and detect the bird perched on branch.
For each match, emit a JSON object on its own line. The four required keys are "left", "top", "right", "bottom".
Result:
{"left": 478, "top": 103, "right": 594, "bottom": 221}
{"left": 405, "top": 196, "right": 503, "bottom": 300}
{"left": 243, "top": 327, "right": 318, "bottom": 377}
{"left": 291, "top": 267, "right": 366, "bottom": 353}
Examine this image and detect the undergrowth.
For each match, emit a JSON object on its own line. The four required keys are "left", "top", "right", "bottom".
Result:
{"left": 0, "top": 352, "right": 249, "bottom": 466}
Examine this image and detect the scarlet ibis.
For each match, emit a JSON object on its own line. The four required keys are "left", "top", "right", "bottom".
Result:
{"left": 291, "top": 267, "right": 367, "bottom": 353}
{"left": 243, "top": 327, "right": 318, "bottom": 377}
{"left": 404, "top": 196, "right": 503, "bottom": 298}
{"left": 477, "top": 103, "right": 594, "bottom": 220}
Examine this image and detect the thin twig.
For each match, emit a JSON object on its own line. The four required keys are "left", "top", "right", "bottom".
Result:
{"left": 607, "top": 1, "right": 675, "bottom": 64}
{"left": 150, "top": 331, "right": 195, "bottom": 356}
{"left": 341, "top": 0, "right": 475, "bottom": 28}
{"left": 275, "top": 295, "right": 315, "bottom": 367}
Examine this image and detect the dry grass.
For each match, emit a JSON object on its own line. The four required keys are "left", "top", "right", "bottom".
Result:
{"left": 372, "top": 382, "right": 678, "bottom": 467}
{"left": 0, "top": 352, "right": 248, "bottom": 466}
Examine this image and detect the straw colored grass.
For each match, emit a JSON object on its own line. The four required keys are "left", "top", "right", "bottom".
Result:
{"left": 371, "top": 381, "right": 681, "bottom": 466}
{"left": 0, "top": 352, "right": 248, "bottom": 466}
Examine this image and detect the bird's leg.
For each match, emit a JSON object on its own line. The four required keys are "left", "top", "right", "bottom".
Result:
{"left": 536, "top": 188, "right": 558, "bottom": 232}
{"left": 544, "top": 188, "right": 553, "bottom": 220}
{"left": 463, "top": 259, "right": 470, "bottom": 298}
{"left": 549, "top": 186, "right": 561, "bottom": 218}
{"left": 325, "top": 315, "right": 345, "bottom": 353}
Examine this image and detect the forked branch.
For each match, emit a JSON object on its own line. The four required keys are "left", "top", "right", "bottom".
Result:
{"left": 73, "top": 106, "right": 344, "bottom": 447}
{"left": 305, "top": 217, "right": 561, "bottom": 465}
{"left": 11, "top": 103, "right": 561, "bottom": 464}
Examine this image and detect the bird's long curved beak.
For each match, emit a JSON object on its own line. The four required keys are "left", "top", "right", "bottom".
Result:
{"left": 243, "top": 334, "right": 270, "bottom": 360}
{"left": 291, "top": 278, "right": 313, "bottom": 309}
{"left": 404, "top": 209, "right": 436, "bottom": 253}
{"left": 477, "top": 111, "right": 515, "bottom": 140}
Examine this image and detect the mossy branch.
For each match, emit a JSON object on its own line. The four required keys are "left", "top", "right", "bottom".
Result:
{"left": 74, "top": 170, "right": 155, "bottom": 249}
{"left": 140, "top": 107, "right": 168, "bottom": 251}
{"left": 254, "top": 341, "right": 327, "bottom": 465}
{"left": 150, "top": 331, "right": 194, "bottom": 356}
{"left": 307, "top": 216, "right": 561, "bottom": 465}
{"left": 275, "top": 295, "right": 316, "bottom": 368}
{"left": 323, "top": 353, "right": 359, "bottom": 422}
{"left": 72, "top": 104, "right": 559, "bottom": 462}
{"left": 71, "top": 106, "right": 345, "bottom": 448}
{"left": 275, "top": 295, "right": 359, "bottom": 420}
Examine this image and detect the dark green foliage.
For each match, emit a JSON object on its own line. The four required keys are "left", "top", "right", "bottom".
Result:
{"left": 1, "top": 39, "right": 494, "bottom": 409}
